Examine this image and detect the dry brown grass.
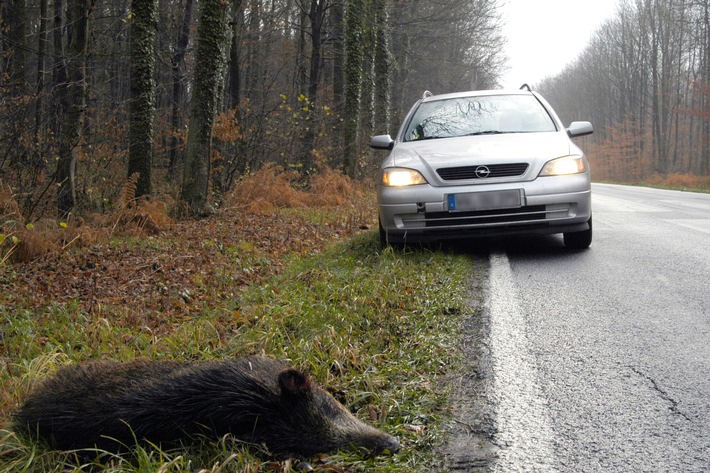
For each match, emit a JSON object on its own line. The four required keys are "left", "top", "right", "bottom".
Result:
{"left": 225, "top": 163, "right": 367, "bottom": 212}
{"left": 1, "top": 198, "right": 172, "bottom": 264}
{"left": 106, "top": 197, "right": 174, "bottom": 238}
{"left": 645, "top": 172, "right": 710, "bottom": 190}
{"left": 1, "top": 163, "right": 189, "bottom": 263}
{"left": 308, "top": 166, "right": 364, "bottom": 206}
{"left": 1, "top": 166, "right": 373, "bottom": 266}
{"left": 0, "top": 186, "right": 22, "bottom": 221}
{"left": 2, "top": 186, "right": 57, "bottom": 263}
{"left": 224, "top": 163, "right": 307, "bottom": 213}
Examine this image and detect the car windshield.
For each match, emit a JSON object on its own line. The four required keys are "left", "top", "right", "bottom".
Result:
{"left": 404, "top": 94, "right": 557, "bottom": 142}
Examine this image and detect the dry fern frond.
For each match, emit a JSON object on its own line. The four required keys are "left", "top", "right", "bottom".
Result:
{"left": 309, "top": 167, "right": 363, "bottom": 206}
{"left": 224, "top": 164, "right": 373, "bottom": 213}
{"left": 117, "top": 173, "right": 140, "bottom": 210}
{"left": 108, "top": 196, "right": 173, "bottom": 237}
{"left": 110, "top": 174, "right": 173, "bottom": 236}
{"left": 6, "top": 228, "right": 57, "bottom": 263}
{"left": 225, "top": 163, "right": 307, "bottom": 213}
{"left": 1, "top": 185, "right": 23, "bottom": 222}
{"left": 139, "top": 199, "right": 173, "bottom": 228}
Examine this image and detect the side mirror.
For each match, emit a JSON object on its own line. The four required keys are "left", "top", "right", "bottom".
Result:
{"left": 567, "top": 121, "right": 593, "bottom": 138}
{"left": 370, "top": 134, "right": 395, "bottom": 150}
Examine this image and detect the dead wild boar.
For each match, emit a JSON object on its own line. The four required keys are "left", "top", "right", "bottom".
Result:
{"left": 12, "top": 356, "right": 400, "bottom": 457}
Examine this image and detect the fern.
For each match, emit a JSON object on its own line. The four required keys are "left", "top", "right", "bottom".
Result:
{"left": 118, "top": 173, "right": 140, "bottom": 209}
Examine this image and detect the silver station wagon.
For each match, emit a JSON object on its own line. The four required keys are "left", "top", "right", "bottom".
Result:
{"left": 371, "top": 87, "right": 594, "bottom": 249}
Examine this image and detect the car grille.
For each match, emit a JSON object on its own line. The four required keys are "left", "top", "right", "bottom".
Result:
{"left": 424, "top": 205, "right": 548, "bottom": 227}
{"left": 436, "top": 163, "right": 529, "bottom": 180}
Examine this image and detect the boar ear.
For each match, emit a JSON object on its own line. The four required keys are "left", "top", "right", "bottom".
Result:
{"left": 278, "top": 369, "right": 312, "bottom": 397}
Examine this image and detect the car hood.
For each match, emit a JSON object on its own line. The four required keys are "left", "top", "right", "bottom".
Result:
{"left": 388, "top": 131, "right": 575, "bottom": 170}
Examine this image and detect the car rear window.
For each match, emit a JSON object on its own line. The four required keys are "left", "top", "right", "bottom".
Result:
{"left": 404, "top": 94, "right": 557, "bottom": 142}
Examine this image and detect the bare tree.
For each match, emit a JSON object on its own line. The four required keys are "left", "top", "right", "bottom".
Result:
{"left": 539, "top": 0, "right": 710, "bottom": 181}
{"left": 389, "top": 0, "right": 506, "bottom": 121}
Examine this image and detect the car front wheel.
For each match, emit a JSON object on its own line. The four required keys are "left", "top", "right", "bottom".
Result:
{"left": 563, "top": 216, "right": 593, "bottom": 250}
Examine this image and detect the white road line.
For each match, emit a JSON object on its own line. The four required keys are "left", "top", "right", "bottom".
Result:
{"left": 489, "top": 252, "right": 558, "bottom": 472}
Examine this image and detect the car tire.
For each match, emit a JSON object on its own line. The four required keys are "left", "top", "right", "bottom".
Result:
{"left": 563, "top": 216, "right": 592, "bottom": 250}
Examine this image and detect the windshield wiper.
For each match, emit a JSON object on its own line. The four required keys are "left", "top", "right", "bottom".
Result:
{"left": 465, "top": 130, "right": 505, "bottom": 136}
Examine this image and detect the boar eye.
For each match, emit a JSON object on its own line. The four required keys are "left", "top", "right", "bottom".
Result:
{"left": 317, "top": 393, "right": 346, "bottom": 417}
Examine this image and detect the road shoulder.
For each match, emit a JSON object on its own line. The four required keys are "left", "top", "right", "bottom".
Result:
{"left": 440, "top": 254, "right": 498, "bottom": 471}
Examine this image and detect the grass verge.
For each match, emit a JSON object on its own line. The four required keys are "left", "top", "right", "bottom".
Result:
{"left": 0, "top": 231, "right": 478, "bottom": 472}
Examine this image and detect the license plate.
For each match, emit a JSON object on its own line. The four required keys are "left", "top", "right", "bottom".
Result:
{"left": 447, "top": 189, "right": 522, "bottom": 212}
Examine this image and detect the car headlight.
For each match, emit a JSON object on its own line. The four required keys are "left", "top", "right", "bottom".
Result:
{"left": 539, "top": 155, "right": 587, "bottom": 176}
{"left": 381, "top": 167, "right": 428, "bottom": 186}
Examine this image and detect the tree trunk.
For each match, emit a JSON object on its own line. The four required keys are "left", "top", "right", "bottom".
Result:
{"left": 307, "top": 0, "right": 325, "bottom": 104}
{"left": 56, "top": 0, "right": 91, "bottom": 218}
{"left": 343, "top": 0, "right": 365, "bottom": 177}
{"left": 168, "top": 0, "right": 194, "bottom": 179}
{"left": 373, "top": 0, "right": 390, "bottom": 134}
{"left": 180, "top": 0, "right": 230, "bottom": 216}
{"left": 1, "top": 0, "right": 28, "bottom": 94}
{"left": 296, "top": 6, "right": 307, "bottom": 93}
{"left": 330, "top": 1, "right": 345, "bottom": 118}
{"left": 301, "top": 0, "right": 326, "bottom": 172}
{"left": 1, "top": 0, "right": 28, "bottom": 169}
{"left": 245, "top": 0, "right": 261, "bottom": 94}
{"left": 35, "top": 0, "right": 49, "bottom": 144}
{"left": 128, "top": 0, "right": 159, "bottom": 198}
{"left": 227, "top": 0, "right": 243, "bottom": 110}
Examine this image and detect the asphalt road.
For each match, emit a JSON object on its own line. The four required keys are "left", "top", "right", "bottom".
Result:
{"left": 486, "top": 183, "right": 710, "bottom": 472}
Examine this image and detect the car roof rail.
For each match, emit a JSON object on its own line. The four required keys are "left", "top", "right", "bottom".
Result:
{"left": 422, "top": 90, "right": 433, "bottom": 99}
{"left": 519, "top": 83, "right": 531, "bottom": 91}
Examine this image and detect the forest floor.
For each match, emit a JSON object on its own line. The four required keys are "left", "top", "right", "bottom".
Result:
{"left": 0, "top": 166, "right": 375, "bottom": 336}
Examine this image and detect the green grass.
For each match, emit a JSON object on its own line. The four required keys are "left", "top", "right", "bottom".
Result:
{"left": 0, "top": 231, "right": 478, "bottom": 472}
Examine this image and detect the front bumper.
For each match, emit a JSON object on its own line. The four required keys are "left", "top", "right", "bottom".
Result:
{"left": 378, "top": 174, "right": 592, "bottom": 243}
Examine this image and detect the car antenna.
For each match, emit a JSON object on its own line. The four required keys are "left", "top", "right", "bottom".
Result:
{"left": 519, "top": 83, "right": 531, "bottom": 91}
{"left": 422, "top": 90, "right": 433, "bottom": 99}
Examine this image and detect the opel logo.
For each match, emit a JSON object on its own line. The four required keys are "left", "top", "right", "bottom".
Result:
{"left": 475, "top": 165, "right": 491, "bottom": 178}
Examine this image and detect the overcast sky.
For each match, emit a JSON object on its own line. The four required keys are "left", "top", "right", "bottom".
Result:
{"left": 500, "top": 0, "right": 620, "bottom": 89}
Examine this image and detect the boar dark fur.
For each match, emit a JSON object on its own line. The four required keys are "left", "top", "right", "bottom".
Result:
{"left": 12, "top": 356, "right": 399, "bottom": 457}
